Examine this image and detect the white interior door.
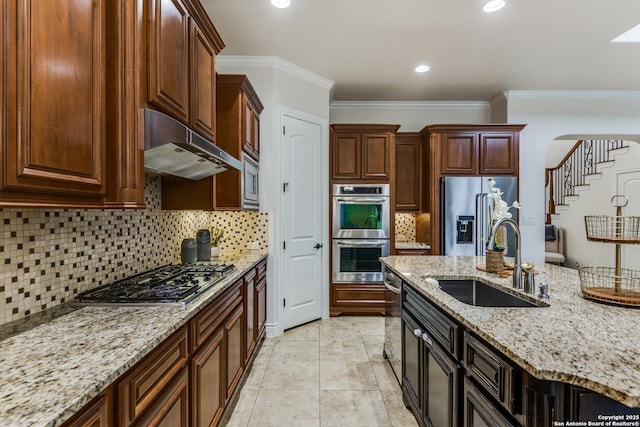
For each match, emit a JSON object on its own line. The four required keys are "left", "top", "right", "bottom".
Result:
{"left": 617, "top": 170, "right": 640, "bottom": 270}
{"left": 282, "top": 113, "right": 323, "bottom": 330}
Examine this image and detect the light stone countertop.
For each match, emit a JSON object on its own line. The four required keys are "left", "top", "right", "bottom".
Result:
{"left": 0, "top": 251, "right": 267, "bottom": 427}
{"left": 381, "top": 255, "right": 640, "bottom": 408}
{"left": 395, "top": 242, "right": 431, "bottom": 250}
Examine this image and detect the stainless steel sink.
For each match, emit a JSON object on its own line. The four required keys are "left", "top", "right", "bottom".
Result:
{"left": 436, "top": 279, "right": 543, "bottom": 307}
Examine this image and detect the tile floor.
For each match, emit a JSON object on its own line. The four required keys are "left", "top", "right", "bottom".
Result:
{"left": 224, "top": 316, "right": 418, "bottom": 427}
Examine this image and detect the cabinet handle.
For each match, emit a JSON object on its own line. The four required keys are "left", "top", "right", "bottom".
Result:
{"left": 413, "top": 328, "right": 422, "bottom": 337}
{"left": 422, "top": 332, "right": 433, "bottom": 346}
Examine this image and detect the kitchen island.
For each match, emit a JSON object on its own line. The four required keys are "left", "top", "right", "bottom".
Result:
{"left": 381, "top": 255, "right": 640, "bottom": 409}
{"left": 0, "top": 251, "right": 267, "bottom": 427}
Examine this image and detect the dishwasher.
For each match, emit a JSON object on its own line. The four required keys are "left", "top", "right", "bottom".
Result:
{"left": 383, "top": 269, "right": 402, "bottom": 383}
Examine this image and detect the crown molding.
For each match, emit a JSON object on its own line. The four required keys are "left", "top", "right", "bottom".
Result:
{"left": 216, "top": 55, "right": 335, "bottom": 91}
{"left": 504, "top": 90, "right": 640, "bottom": 101}
{"left": 330, "top": 101, "right": 490, "bottom": 110}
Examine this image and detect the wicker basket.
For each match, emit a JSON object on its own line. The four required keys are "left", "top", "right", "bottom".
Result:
{"left": 579, "top": 267, "right": 640, "bottom": 307}
{"left": 584, "top": 215, "right": 640, "bottom": 244}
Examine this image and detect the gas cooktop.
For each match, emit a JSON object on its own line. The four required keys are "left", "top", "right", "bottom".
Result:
{"left": 73, "top": 263, "right": 236, "bottom": 307}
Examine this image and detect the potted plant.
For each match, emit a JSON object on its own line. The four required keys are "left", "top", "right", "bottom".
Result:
{"left": 485, "top": 178, "right": 521, "bottom": 273}
{"left": 210, "top": 228, "right": 225, "bottom": 257}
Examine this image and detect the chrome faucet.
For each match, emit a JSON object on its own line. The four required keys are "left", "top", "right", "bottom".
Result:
{"left": 486, "top": 218, "right": 534, "bottom": 293}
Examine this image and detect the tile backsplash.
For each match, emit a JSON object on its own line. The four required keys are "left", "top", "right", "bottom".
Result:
{"left": 395, "top": 213, "right": 416, "bottom": 241}
{"left": 0, "top": 174, "right": 267, "bottom": 325}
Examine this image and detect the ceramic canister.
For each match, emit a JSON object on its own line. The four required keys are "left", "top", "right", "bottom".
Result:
{"left": 181, "top": 238, "right": 197, "bottom": 264}
{"left": 196, "top": 229, "right": 211, "bottom": 261}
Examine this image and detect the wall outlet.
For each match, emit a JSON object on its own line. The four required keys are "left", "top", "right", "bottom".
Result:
{"left": 396, "top": 234, "right": 407, "bottom": 242}
{"left": 247, "top": 241, "right": 260, "bottom": 250}
{"left": 522, "top": 217, "right": 536, "bottom": 226}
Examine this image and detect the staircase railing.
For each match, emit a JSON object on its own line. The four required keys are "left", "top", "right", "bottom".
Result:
{"left": 545, "top": 139, "right": 627, "bottom": 223}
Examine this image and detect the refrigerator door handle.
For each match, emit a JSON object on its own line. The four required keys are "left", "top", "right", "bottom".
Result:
{"left": 476, "top": 193, "right": 488, "bottom": 256}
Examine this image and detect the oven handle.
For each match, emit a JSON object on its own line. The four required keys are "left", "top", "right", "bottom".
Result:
{"left": 336, "top": 241, "right": 387, "bottom": 248}
{"left": 384, "top": 280, "right": 401, "bottom": 294}
{"left": 335, "top": 197, "right": 388, "bottom": 204}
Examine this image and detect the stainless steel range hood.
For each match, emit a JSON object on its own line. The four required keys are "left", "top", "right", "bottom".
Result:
{"left": 143, "top": 108, "right": 242, "bottom": 180}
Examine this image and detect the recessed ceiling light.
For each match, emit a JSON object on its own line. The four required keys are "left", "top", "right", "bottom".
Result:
{"left": 612, "top": 23, "right": 640, "bottom": 43}
{"left": 271, "top": 0, "right": 290, "bottom": 8}
{"left": 483, "top": 0, "right": 505, "bottom": 12}
{"left": 415, "top": 65, "right": 430, "bottom": 73}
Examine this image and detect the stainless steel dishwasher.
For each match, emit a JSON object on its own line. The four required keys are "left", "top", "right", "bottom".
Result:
{"left": 383, "top": 269, "right": 402, "bottom": 383}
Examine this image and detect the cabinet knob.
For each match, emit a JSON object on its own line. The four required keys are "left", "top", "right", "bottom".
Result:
{"left": 413, "top": 328, "right": 422, "bottom": 337}
{"left": 422, "top": 332, "right": 433, "bottom": 346}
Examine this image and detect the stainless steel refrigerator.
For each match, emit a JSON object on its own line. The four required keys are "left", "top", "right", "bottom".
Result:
{"left": 440, "top": 176, "right": 518, "bottom": 257}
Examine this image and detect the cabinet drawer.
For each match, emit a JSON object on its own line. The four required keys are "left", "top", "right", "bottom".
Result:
{"left": 464, "top": 331, "right": 519, "bottom": 415}
{"left": 190, "top": 278, "right": 243, "bottom": 350}
{"left": 463, "top": 376, "right": 517, "bottom": 427}
{"left": 404, "top": 284, "right": 460, "bottom": 359}
{"left": 118, "top": 326, "right": 189, "bottom": 427}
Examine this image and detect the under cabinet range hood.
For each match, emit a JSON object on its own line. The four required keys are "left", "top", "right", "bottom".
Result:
{"left": 143, "top": 108, "right": 242, "bottom": 180}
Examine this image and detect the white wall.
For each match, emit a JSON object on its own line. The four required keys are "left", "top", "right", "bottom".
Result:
{"left": 505, "top": 91, "right": 640, "bottom": 263}
{"left": 217, "top": 56, "right": 333, "bottom": 336}
{"left": 330, "top": 101, "right": 491, "bottom": 131}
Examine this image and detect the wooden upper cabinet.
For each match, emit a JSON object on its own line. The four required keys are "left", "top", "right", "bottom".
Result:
{"left": 480, "top": 133, "right": 519, "bottom": 175}
{"left": 426, "top": 124, "right": 524, "bottom": 177}
{"left": 216, "top": 74, "right": 263, "bottom": 161}
{"left": 147, "top": 0, "right": 191, "bottom": 122}
{"left": 441, "top": 133, "right": 478, "bottom": 175}
{"left": 190, "top": 20, "right": 216, "bottom": 141}
{"left": 395, "top": 133, "right": 422, "bottom": 212}
{"left": 330, "top": 124, "right": 399, "bottom": 182}
{"left": 331, "top": 133, "right": 361, "bottom": 179}
{"left": 0, "top": 0, "right": 106, "bottom": 207}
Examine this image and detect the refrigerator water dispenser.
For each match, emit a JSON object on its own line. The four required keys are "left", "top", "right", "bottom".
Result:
{"left": 456, "top": 215, "right": 475, "bottom": 244}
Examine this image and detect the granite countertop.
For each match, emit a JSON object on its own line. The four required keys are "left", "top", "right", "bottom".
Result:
{"left": 381, "top": 255, "right": 640, "bottom": 407}
{"left": 0, "top": 251, "right": 267, "bottom": 427}
{"left": 395, "top": 241, "right": 431, "bottom": 250}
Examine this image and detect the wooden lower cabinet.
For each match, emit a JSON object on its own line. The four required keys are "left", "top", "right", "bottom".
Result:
{"left": 132, "top": 367, "right": 190, "bottom": 427}
{"left": 62, "top": 391, "right": 112, "bottom": 427}
{"left": 117, "top": 327, "right": 189, "bottom": 427}
{"left": 191, "top": 328, "right": 225, "bottom": 427}
{"left": 244, "top": 268, "right": 257, "bottom": 363}
{"left": 66, "top": 259, "right": 268, "bottom": 427}
{"left": 330, "top": 283, "right": 387, "bottom": 316}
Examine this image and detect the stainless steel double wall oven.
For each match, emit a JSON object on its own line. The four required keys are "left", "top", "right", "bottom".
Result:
{"left": 331, "top": 184, "right": 390, "bottom": 283}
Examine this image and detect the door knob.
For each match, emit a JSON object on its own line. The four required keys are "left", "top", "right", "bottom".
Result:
{"left": 314, "top": 243, "right": 323, "bottom": 249}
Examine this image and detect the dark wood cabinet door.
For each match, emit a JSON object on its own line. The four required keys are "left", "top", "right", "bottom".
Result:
{"left": 191, "top": 328, "right": 224, "bottom": 427}
{"left": 62, "top": 392, "right": 111, "bottom": 427}
{"left": 190, "top": 20, "right": 215, "bottom": 141}
{"left": 133, "top": 368, "right": 189, "bottom": 427}
{"left": 225, "top": 304, "right": 244, "bottom": 403}
{"left": 2, "top": 0, "right": 106, "bottom": 204}
{"left": 256, "top": 275, "right": 267, "bottom": 339}
{"left": 479, "top": 133, "right": 518, "bottom": 175}
{"left": 243, "top": 99, "right": 254, "bottom": 156}
{"left": 362, "top": 133, "right": 391, "bottom": 179}
{"left": 423, "top": 331, "right": 460, "bottom": 427}
{"left": 441, "top": 133, "right": 478, "bottom": 175}
{"left": 147, "top": 0, "right": 190, "bottom": 122}
{"left": 331, "top": 133, "right": 361, "bottom": 179}
{"left": 244, "top": 269, "right": 257, "bottom": 362}
{"left": 463, "top": 377, "right": 516, "bottom": 427}
{"left": 395, "top": 133, "right": 422, "bottom": 211}
{"left": 402, "top": 311, "right": 422, "bottom": 416}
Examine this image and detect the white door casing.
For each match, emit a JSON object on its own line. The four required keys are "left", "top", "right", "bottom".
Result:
{"left": 281, "top": 111, "right": 325, "bottom": 330}
{"left": 616, "top": 170, "right": 640, "bottom": 271}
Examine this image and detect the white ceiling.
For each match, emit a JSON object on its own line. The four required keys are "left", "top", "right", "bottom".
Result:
{"left": 202, "top": 0, "right": 640, "bottom": 102}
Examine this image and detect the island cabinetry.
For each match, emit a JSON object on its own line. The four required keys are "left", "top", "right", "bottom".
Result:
{"left": 330, "top": 124, "right": 400, "bottom": 181}
{"left": 117, "top": 326, "right": 189, "bottom": 427}
{"left": 395, "top": 133, "right": 423, "bottom": 212}
{"left": 0, "top": 0, "right": 107, "bottom": 207}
